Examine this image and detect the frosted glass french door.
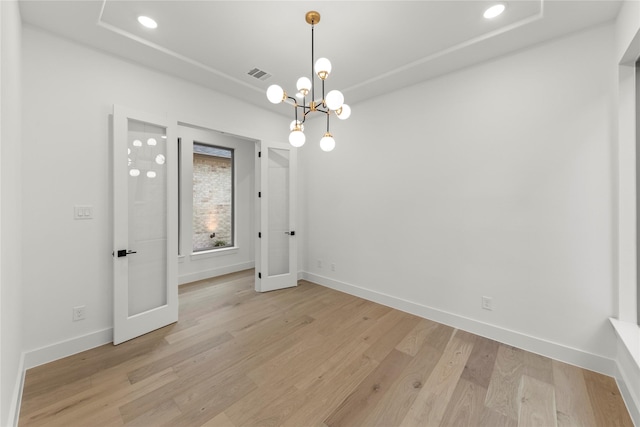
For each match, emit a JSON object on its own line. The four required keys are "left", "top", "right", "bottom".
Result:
{"left": 112, "top": 105, "right": 178, "bottom": 345}
{"left": 255, "top": 141, "right": 297, "bottom": 292}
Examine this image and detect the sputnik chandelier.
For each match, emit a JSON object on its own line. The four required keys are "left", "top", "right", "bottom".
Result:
{"left": 266, "top": 11, "right": 351, "bottom": 152}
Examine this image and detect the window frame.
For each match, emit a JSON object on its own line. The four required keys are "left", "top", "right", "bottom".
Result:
{"left": 191, "top": 141, "right": 235, "bottom": 254}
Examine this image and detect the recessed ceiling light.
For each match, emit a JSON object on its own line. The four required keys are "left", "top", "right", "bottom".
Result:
{"left": 483, "top": 4, "right": 506, "bottom": 19}
{"left": 137, "top": 16, "right": 158, "bottom": 29}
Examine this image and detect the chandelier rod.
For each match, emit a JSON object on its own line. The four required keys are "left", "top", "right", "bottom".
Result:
{"left": 311, "top": 20, "right": 315, "bottom": 103}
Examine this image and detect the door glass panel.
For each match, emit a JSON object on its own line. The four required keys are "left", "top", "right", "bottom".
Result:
{"left": 268, "top": 148, "right": 290, "bottom": 277}
{"left": 127, "top": 120, "right": 167, "bottom": 316}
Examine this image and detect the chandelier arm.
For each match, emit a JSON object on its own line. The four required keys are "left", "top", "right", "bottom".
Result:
{"left": 326, "top": 111, "right": 330, "bottom": 132}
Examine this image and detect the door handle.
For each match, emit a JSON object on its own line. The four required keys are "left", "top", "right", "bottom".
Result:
{"left": 114, "top": 249, "right": 137, "bottom": 257}
{"left": 285, "top": 231, "right": 295, "bottom": 236}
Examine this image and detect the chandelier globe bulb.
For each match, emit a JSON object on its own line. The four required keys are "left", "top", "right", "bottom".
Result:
{"left": 320, "top": 133, "right": 335, "bottom": 152}
{"left": 336, "top": 104, "right": 351, "bottom": 120}
{"left": 296, "top": 77, "right": 312, "bottom": 96}
{"left": 289, "top": 128, "right": 306, "bottom": 147}
{"left": 289, "top": 120, "right": 304, "bottom": 132}
{"left": 314, "top": 58, "right": 332, "bottom": 80}
{"left": 325, "top": 90, "right": 344, "bottom": 111}
{"left": 266, "top": 85, "right": 285, "bottom": 104}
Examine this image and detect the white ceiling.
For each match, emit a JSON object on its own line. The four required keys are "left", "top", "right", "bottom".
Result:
{"left": 19, "top": 0, "right": 622, "bottom": 115}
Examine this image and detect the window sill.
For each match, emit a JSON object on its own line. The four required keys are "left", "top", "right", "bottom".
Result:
{"left": 610, "top": 317, "right": 640, "bottom": 368}
{"left": 190, "top": 247, "right": 239, "bottom": 261}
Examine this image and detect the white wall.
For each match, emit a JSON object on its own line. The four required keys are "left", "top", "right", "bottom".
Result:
{"left": 177, "top": 126, "right": 255, "bottom": 284}
{"left": 0, "top": 1, "right": 23, "bottom": 425}
{"left": 302, "top": 23, "right": 618, "bottom": 371}
{"left": 21, "top": 26, "right": 286, "bottom": 366}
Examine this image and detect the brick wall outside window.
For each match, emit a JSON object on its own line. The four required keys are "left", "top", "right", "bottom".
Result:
{"left": 193, "top": 153, "right": 232, "bottom": 251}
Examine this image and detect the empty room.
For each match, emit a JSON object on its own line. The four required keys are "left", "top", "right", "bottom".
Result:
{"left": 1, "top": 0, "right": 640, "bottom": 426}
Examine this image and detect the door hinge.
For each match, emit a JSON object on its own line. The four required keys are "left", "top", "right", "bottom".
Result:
{"left": 258, "top": 232, "right": 261, "bottom": 238}
{"left": 258, "top": 272, "right": 262, "bottom": 279}
{"left": 258, "top": 151, "right": 261, "bottom": 158}
{"left": 258, "top": 191, "right": 261, "bottom": 198}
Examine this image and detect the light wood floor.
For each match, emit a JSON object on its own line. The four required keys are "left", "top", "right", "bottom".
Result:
{"left": 19, "top": 269, "right": 633, "bottom": 426}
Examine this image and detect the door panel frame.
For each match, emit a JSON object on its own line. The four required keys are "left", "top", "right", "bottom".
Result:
{"left": 255, "top": 140, "right": 298, "bottom": 292}
{"left": 112, "top": 105, "right": 178, "bottom": 345}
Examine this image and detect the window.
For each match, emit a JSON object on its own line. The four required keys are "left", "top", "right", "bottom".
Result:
{"left": 192, "top": 143, "right": 234, "bottom": 252}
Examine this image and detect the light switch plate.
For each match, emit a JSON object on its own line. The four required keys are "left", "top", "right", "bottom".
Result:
{"left": 74, "top": 205, "right": 93, "bottom": 220}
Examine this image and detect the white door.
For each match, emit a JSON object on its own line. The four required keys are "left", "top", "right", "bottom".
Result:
{"left": 255, "top": 141, "right": 298, "bottom": 292}
{"left": 112, "top": 105, "right": 178, "bottom": 345}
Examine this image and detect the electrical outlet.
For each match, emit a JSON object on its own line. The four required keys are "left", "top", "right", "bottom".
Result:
{"left": 73, "top": 305, "right": 86, "bottom": 321}
{"left": 330, "top": 263, "right": 336, "bottom": 272}
{"left": 481, "top": 296, "right": 493, "bottom": 311}
{"left": 317, "top": 260, "right": 322, "bottom": 268}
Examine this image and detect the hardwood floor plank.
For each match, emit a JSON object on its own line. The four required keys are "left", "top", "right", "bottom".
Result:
{"left": 164, "top": 298, "right": 282, "bottom": 345}
{"left": 479, "top": 407, "right": 519, "bottom": 427}
{"left": 235, "top": 385, "right": 303, "bottom": 427}
{"left": 358, "top": 329, "right": 449, "bottom": 426}
{"left": 127, "top": 330, "right": 233, "bottom": 384}
{"left": 523, "top": 351, "right": 554, "bottom": 385}
{"left": 459, "top": 334, "right": 499, "bottom": 388}
{"left": 163, "top": 373, "right": 256, "bottom": 426}
{"left": 22, "top": 368, "right": 177, "bottom": 427}
{"left": 552, "top": 360, "right": 597, "bottom": 427}
{"left": 280, "top": 348, "right": 378, "bottom": 427}
{"left": 117, "top": 364, "right": 234, "bottom": 423}
{"left": 583, "top": 369, "right": 634, "bottom": 427}
{"left": 246, "top": 303, "right": 382, "bottom": 387}
{"left": 229, "top": 336, "right": 376, "bottom": 425}
{"left": 517, "top": 375, "right": 557, "bottom": 427}
{"left": 400, "top": 330, "right": 475, "bottom": 426}
{"left": 21, "top": 328, "right": 167, "bottom": 400}
{"left": 201, "top": 412, "right": 237, "bottom": 427}
{"left": 18, "top": 376, "right": 91, "bottom": 416}
{"left": 364, "top": 314, "right": 422, "bottom": 363}
{"left": 123, "top": 399, "right": 181, "bottom": 426}
{"left": 173, "top": 313, "right": 315, "bottom": 380}
{"left": 438, "top": 378, "right": 487, "bottom": 427}
{"left": 484, "top": 344, "right": 525, "bottom": 421}
{"left": 395, "top": 317, "right": 444, "bottom": 357}
{"left": 324, "top": 349, "right": 413, "bottom": 427}
{"left": 18, "top": 272, "right": 634, "bottom": 427}
{"left": 314, "top": 298, "right": 372, "bottom": 336}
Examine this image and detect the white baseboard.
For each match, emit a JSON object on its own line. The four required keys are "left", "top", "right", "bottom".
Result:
{"left": 302, "top": 272, "right": 617, "bottom": 377}
{"left": 179, "top": 261, "right": 255, "bottom": 285}
{"left": 23, "top": 328, "right": 113, "bottom": 370}
{"left": 6, "top": 353, "right": 25, "bottom": 427}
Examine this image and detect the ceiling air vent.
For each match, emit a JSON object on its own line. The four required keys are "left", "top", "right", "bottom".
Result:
{"left": 247, "top": 67, "right": 272, "bottom": 81}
